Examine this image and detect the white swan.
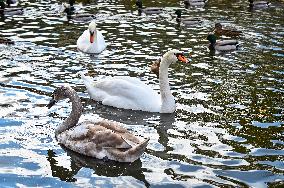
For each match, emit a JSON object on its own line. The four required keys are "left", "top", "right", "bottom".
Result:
{"left": 46, "top": 86, "right": 149, "bottom": 162}
{"left": 81, "top": 50, "right": 189, "bottom": 113}
{"left": 77, "top": 21, "right": 107, "bottom": 54}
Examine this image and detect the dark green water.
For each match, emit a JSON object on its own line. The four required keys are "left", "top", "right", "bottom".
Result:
{"left": 0, "top": 0, "right": 283, "bottom": 187}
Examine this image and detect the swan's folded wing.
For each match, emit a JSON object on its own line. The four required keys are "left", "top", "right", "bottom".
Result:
{"left": 89, "top": 128, "right": 133, "bottom": 149}
{"left": 95, "top": 77, "right": 158, "bottom": 100}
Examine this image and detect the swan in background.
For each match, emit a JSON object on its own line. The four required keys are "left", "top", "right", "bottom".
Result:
{"left": 81, "top": 50, "right": 190, "bottom": 113}
{"left": 77, "top": 21, "right": 107, "bottom": 54}
{"left": 46, "top": 86, "right": 149, "bottom": 162}
{"left": 135, "top": 0, "right": 163, "bottom": 15}
{"left": 207, "top": 34, "right": 239, "bottom": 51}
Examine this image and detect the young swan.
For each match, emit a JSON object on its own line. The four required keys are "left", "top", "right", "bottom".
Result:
{"left": 77, "top": 21, "right": 107, "bottom": 54}
{"left": 46, "top": 86, "right": 149, "bottom": 162}
{"left": 81, "top": 50, "right": 190, "bottom": 113}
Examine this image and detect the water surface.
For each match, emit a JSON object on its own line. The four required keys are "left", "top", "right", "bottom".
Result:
{"left": 0, "top": 0, "right": 283, "bottom": 187}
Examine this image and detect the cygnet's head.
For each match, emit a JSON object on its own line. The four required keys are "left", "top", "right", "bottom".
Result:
{"left": 88, "top": 21, "right": 97, "bottom": 43}
{"left": 162, "top": 49, "right": 190, "bottom": 65}
{"left": 46, "top": 86, "right": 72, "bottom": 109}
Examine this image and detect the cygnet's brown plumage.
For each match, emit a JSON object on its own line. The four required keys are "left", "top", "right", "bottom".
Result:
{"left": 47, "top": 86, "right": 149, "bottom": 162}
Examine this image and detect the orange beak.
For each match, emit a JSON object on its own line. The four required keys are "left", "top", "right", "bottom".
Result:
{"left": 90, "top": 33, "right": 94, "bottom": 43}
{"left": 177, "top": 54, "right": 189, "bottom": 63}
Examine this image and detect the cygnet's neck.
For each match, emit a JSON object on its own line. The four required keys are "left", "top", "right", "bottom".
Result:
{"left": 55, "top": 87, "right": 83, "bottom": 136}
{"left": 159, "top": 57, "right": 175, "bottom": 113}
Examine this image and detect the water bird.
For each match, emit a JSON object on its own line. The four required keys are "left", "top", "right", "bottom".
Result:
{"left": 46, "top": 85, "right": 149, "bottom": 162}
{"left": 77, "top": 21, "right": 107, "bottom": 54}
{"left": 214, "top": 23, "right": 242, "bottom": 37}
{"left": 249, "top": 0, "right": 270, "bottom": 8}
{"left": 62, "top": 3, "right": 94, "bottom": 22}
{"left": 135, "top": 0, "right": 163, "bottom": 15}
{"left": 184, "top": 0, "right": 207, "bottom": 7}
{"left": 0, "top": 0, "right": 23, "bottom": 15}
{"left": 150, "top": 58, "right": 161, "bottom": 77}
{"left": 175, "top": 9, "right": 202, "bottom": 26}
{"left": 6, "top": 0, "right": 17, "bottom": 5}
{"left": 68, "top": 0, "right": 75, "bottom": 11}
{"left": 0, "top": 37, "right": 14, "bottom": 44}
{"left": 81, "top": 50, "right": 190, "bottom": 113}
{"left": 207, "top": 34, "right": 239, "bottom": 51}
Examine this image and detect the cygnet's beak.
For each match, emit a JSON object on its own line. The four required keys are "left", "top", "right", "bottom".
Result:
{"left": 47, "top": 98, "right": 57, "bottom": 109}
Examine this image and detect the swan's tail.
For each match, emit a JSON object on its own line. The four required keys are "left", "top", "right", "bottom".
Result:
{"left": 124, "top": 137, "right": 149, "bottom": 162}
{"left": 104, "top": 138, "right": 149, "bottom": 162}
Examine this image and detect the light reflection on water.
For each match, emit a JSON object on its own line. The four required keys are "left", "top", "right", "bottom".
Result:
{"left": 0, "top": 0, "right": 284, "bottom": 187}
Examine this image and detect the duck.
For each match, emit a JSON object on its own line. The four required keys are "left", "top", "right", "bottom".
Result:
{"left": 135, "top": 0, "right": 163, "bottom": 15}
{"left": 62, "top": 3, "right": 94, "bottom": 22}
{"left": 207, "top": 34, "right": 239, "bottom": 51}
{"left": 0, "top": 37, "right": 14, "bottom": 44}
{"left": 175, "top": 9, "right": 202, "bottom": 26}
{"left": 184, "top": 0, "right": 207, "bottom": 7}
{"left": 81, "top": 50, "right": 190, "bottom": 113}
{"left": 46, "top": 85, "right": 149, "bottom": 163}
{"left": 68, "top": 0, "right": 75, "bottom": 11}
{"left": 248, "top": 0, "right": 270, "bottom": 8}
{"left": 150, "top": 58, "right": 161, "bottom": 77}
{"left": 0, "top": 1, "right": 23, "bottom": 15}
{"left": 77, "top": 21, "right": 107, "bottom": 54}
{"left": 6, "top": 0, "right": 17, "bottom": 5}
{"left": 214, "top": 23, "right": 242, "bottom": 37}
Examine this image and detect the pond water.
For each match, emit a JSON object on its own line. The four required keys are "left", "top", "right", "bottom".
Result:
{"left": 0, "top": 0, "right": 283, "bottom": 187}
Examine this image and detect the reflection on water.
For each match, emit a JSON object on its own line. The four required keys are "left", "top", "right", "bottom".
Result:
{"left": 0, "top": 0, "right": 284, "bottom": 187}
{"left": 47, "top": 146, "right": 149, "bottom": 187}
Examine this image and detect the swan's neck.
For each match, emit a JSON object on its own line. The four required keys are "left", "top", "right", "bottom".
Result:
{"left": 159, "top": 58, "right": 175, "bottom": 113}
{"left": 94, "top": 30, "right": 98, "bottom": 43}
{"left": 55, "top": 88, "right": 83, "bottom": 136}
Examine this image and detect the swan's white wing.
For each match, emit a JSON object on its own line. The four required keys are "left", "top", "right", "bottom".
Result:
{"left": 81, "top": 74, "right": 161, "bottom": 112}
